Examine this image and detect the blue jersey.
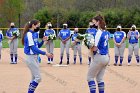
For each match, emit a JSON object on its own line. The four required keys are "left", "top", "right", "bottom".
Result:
{"left": 24, "top": 30, "right": 45, "bottom": 55}
{"left": 44, "top": 29, "right": 55, "bottom": 36}
{"left": 0, "top": 33, "right": 3, "bottom": 42}
{"left": 34, "top": 32, "right": 39, "bottom": 39}
{"left": 105, "top": 31, "right": 111, "bottom": 39}
{"left": 71, "top": 33, "right": 81, "bottom": 45}
{"left": 114, "top": 31, "right": 126, "bottom": 43}
{"left": 95, "top": 30, "right": 109, "bottom": 55}
{"left": 58, "top": 29, "right": 71, "bottom": 40}
{"left": 6, "top": 28, "right": 19, "bottom": 37}
{"left": 128, "top": 31, "right": 139, "bottom": 44}
{"left": 33, "top": 32, "right": 40, "bottom": 48}
{"left": 86, "top": 28, "right": 97, "bottom": 38}
{"left": 104, "top": 30, "right": 111, "bottom": 49}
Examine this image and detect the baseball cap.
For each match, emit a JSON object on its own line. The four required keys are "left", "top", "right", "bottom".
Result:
{"left": 10, "top": 22, "right": 15, "bottom": 26}
{"left": 117, "top": 25, "right": 122, "bottom": 29}
{"left": 131, "top": 25, "right": 136, "bottom": 28}
{"left": 63, "top": 23, "right": 68, "bottom": 26}
{"left": 47, "top": 23, "right": 52, "bottom": 27}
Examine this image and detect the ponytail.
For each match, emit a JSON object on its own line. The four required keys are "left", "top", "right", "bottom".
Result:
{"left": 99, "top": 20, "right": 106, "bottom": 30}
{"left": 21, "top": 19, "right": 40, "bottom": 45}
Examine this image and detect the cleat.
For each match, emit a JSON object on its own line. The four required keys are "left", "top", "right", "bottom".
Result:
{"left": 13, "top": 61, "right": 17, "bottom": 64}
{"left": 10, "top": 62, "right": 14, "bottom": 64}
{"left": 119, "top": 64, "right": 122, "bottom": 66}
{"left": 88, "top": 62, "right": 91, "bottom": 65}
{"left": 137, "top": 63, "right": 140, "bottom": 66}
{"left": 73, "top": 62, "right": 76, "bottom": 64}
{"left": 67, "top": 61, "right": 69, "bottom": 65}
{"left": 128, "top": 63, "right": 131, "bottom": 66}
{"left": 113, "top": 63, "right": 117, "bottom": 66}
{"left": 59, "top": 61, "right": 62, "bottom": 65}
{"left": 50, "top": 61, "right": 53, "bottom": 64}
{"left": 14, "top": 62, "right": 17, "bottom": 64}
{"left": 47, "top": 61, "right": 51, "bottom": 64}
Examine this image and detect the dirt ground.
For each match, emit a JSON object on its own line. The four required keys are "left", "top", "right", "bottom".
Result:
{"left": 0, "top": 48, "right": 140, "bottom": 93}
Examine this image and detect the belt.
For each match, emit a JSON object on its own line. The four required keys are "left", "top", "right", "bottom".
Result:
{"left": 26, "top": 54, "right": 37, "bottom": 55}
{"left": 130, "top": 42, "right": 138, "bottom": 44}
{"left": 76, "top": 43, "right": 81, "bottom": 45}
{"left": 100, "top": 54, "right": 107, "bottom": 55}
{"left": 94, "top": 52, "right": 107, "bottom": 55}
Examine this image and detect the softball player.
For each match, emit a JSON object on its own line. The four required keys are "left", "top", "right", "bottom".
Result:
{"left": 105, "top": 29, "right": 111, "bottom": 66}
{"left": 0, "top": 30, "right": 3, "bottom": 60}
{"left": 127, "top": 25, "right": 139, "bottom": 66}
{"left": 71, "top": 28, "right": 82, "bottom": 64}
{"left": 21, "top": 20, "right": 53, "bottom": 93}
{"left": 6, "top": 22, "right": 19, "bottom": 64}
{"left": 34, "top": 31, "right": 42, "bottom": 63}
{"left": 113, "top": 25, "right": 126, "bottom": 66}
{"left": 86, "top": 22, "right": 97, "bottom": 65}
{"left": 44, "top": 22, "right": 56, "bottom": 64}
{"left": 58, "top": 23, "right": 71, "bottom": 65}
{"left": 87, "top": 15, "right": 109, "bottom": 93}
{"left": 105, "top": 30, "right": 111, "bottom": 50}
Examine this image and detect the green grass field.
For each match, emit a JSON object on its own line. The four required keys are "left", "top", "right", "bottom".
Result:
{"left": 1, "top": 37, "right": 134, "bottom": 48}
{"left": 2, "top": 37, "right": 61, "bottom": 48}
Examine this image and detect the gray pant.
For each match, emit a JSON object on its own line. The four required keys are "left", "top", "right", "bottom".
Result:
{"left": 114, "top": 43, "right": 126, "bottom": 57}
{"left": 60, "top": 39, "right": 70, "bottom": 57}
{"left": 73, "top": 44, "right": 82, "bottom": 57}
{"left": 87, "top": 54, "right": 109, "bottom": 83}
{"left": 9, "top": 38, "right": 18, "bottom": 54}
{"left": 46, "top": 40, "right": 54, "bottom": 54}
{"left": 25, "top": 55, "right": 41, "bottom": 83}
{"left": 128, "top": 43, "right": 139, "bottom": 56}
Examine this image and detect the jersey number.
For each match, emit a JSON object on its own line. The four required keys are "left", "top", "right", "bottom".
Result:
{"left": 104, "top": 35, "right": 108, "bottom": 46}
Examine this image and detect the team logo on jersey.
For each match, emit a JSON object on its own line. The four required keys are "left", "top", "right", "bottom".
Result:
{"left": 61, "top": 32, "right": 69, "bottom": 36}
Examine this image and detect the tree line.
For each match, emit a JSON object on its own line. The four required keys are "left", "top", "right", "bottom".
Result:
{"left": 0, "top": 0, "right": 140, "bottom": 29}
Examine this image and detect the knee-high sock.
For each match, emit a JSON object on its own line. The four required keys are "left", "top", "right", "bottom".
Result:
{"left": 128, "top": 55, "right": 132, "bottom": 63}
{"left": 74, "top": 55, "right": 76, "bottom": 63}
{"left": 48, "top": 58, "right": 50, "bottom": 62}
{"left": 135, "top": 55, "right": 139, "bottom": 63}
{"left": 37, "top": 56, "right": 41, "bottom": 63}
{"left": 115, "top": 56, "right": 119, "bottom": 64}
{"left": 51, "top": 58, "right": 53, "bottom": 62}
{"left": 88, "top": 80, "right": 96, "bottom": 93}
{"left": 10, "top": 54, "right": 13, "bottom": 62}
{"left": 67, "top": 54, "right": 69, "bottom": 62}
{"left": 120, "top": 57, "right": 123, "bottom": 64}
{"left": 60, "top": 56, "right": 63, "bottom": 62}
{"left": 28, "top": 81, "right": 38, "bottom": 93}
{"left": 79, "top": 55, "right": 82, "bottom": 63}
{"left": 88, "top": 57, "right": 91, "bottom": 63}
{"left": 98, "top": 82, "right": 104, "bottom": 93}
{"left": 15, "top": 54, "right": 17, "bottom": 62}
{"left": 80, "top": 57, "right": 82, "bottom": 63}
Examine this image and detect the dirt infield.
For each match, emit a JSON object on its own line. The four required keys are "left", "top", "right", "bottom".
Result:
{"left": 0, "top": 48, "right": 140, "bottom": 93}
